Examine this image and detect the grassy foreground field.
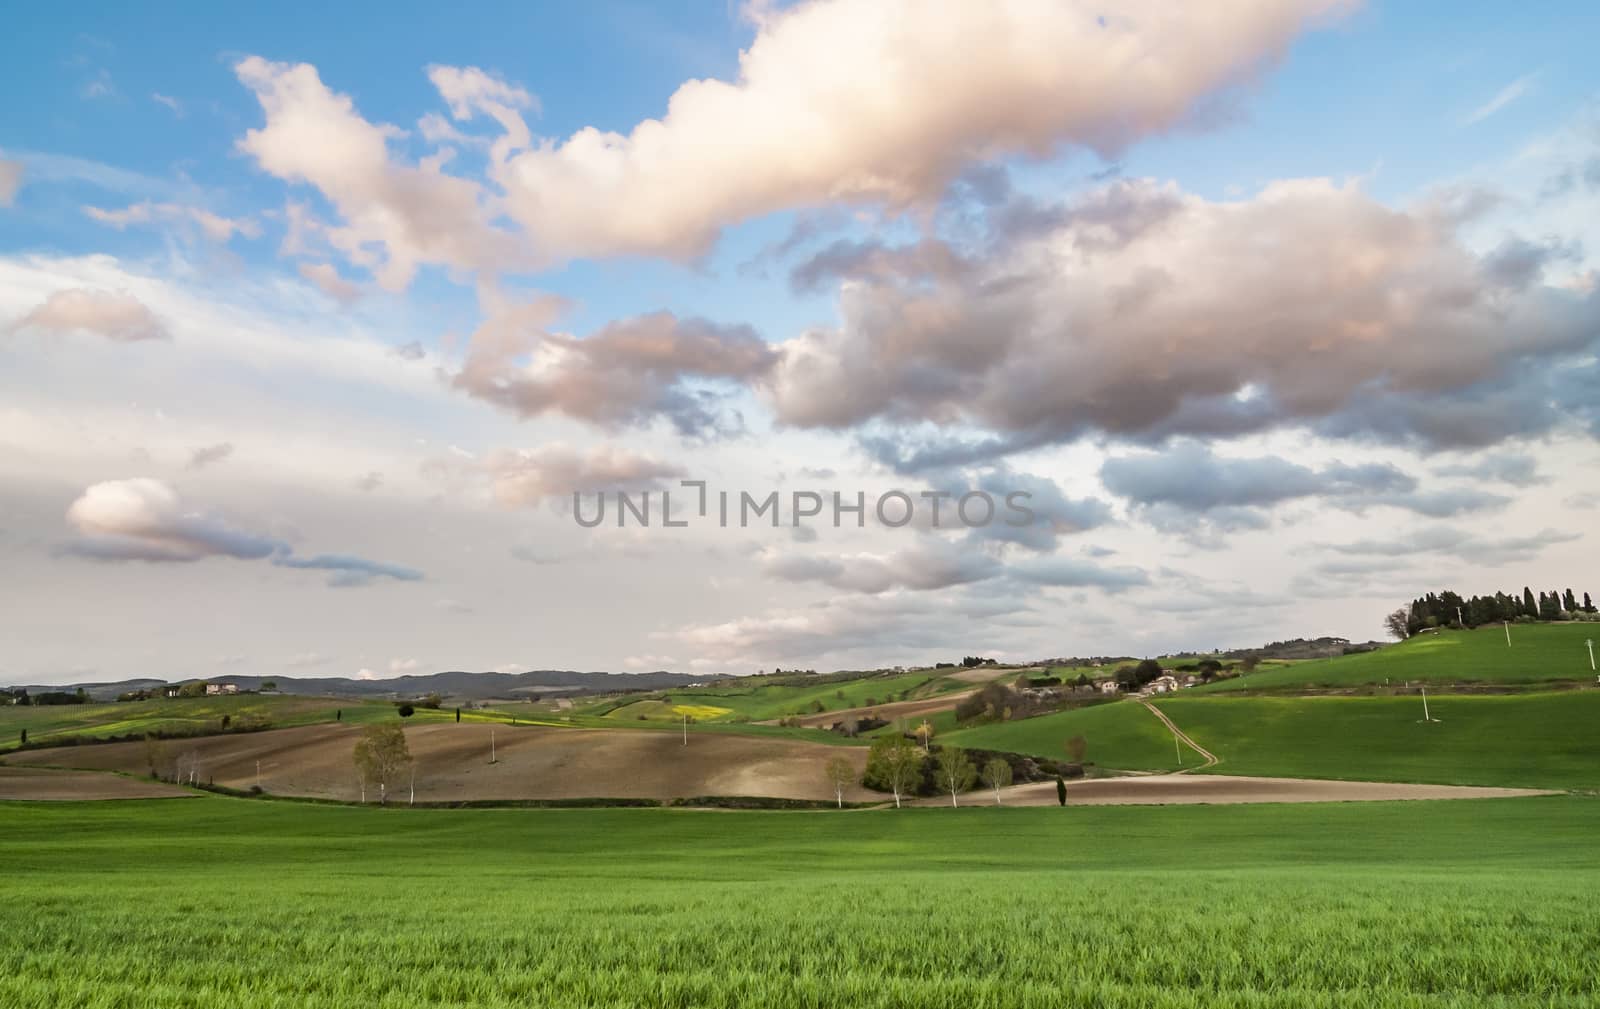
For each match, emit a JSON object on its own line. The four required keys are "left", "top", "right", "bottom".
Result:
{"left": 1159, "top": 691, "right": 1600, "bottom": 789}
{"left": 3, "top": 796, "right": 1597, "bottom": 1008}
{"left": 1209, "top": 623, "right": 1600, "bottom": 692}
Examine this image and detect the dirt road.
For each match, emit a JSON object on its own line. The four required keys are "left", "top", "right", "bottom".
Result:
{"left": 913, "top": 774, "right": 1559, "bottom": 807}
{"left": 1139, "top": 698, "right": 1218, "bottom": 771}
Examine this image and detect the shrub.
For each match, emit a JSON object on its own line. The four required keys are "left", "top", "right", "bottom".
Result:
{"left": 397, "top": 704, "right": 415, "bottom": 718}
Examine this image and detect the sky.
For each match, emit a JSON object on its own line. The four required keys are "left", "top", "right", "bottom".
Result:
{"left": 2, "top": 0, "right": 1599, "bottom": 686}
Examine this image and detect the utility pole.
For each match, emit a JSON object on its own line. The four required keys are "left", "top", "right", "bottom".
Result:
{"left": 1504, "top": 621, "right": 1511, "bottom": 647}
{"left": 490, "top": 728, "right": 496, "bottom": 764}
{"left": 1587, "top": 638, "right": 1595, "bottom": 672}
{"left": 1456, "top": 605, "right": 1464, "bottom": 626}
{"left": 682, "top": 712, "right": 688, "bottom": 746}
{"left": 255, "top": 760, "right": 261, "bottom": 789}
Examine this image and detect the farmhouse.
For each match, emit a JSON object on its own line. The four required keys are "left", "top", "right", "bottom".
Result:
{"left": 205, "top": 682, "right": 239, "bottom": 696}
{"left": 1149, "top": 675, "right": 1180, "bottom": 694}
{"left": 1099, "top": 680, "right": 1120, "bottom": 695}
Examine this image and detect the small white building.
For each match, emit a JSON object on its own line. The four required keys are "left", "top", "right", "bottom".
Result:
{"left": 1149, "top": 675, "right": 1180, "bottom": 694}
{"left": 1099, "top": 679, "right": 1120, "bottom": 695}
{"left": 205, "top": 682, "right": 239, "bottom": 696}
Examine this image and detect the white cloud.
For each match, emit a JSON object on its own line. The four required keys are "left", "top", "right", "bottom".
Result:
{"left": 493, "top": 0, "right": 1351, "bottom": 260}
{"left": 1463, "top": 73, "right": 1536, "bottom": 126}
{"left": 84, "top": 201, "right": 261, "bottom": 242}
{"left": 298, "top": 262, "right": 362, "bottom": 305}
{"left": 8, "top": 288, "right": 170, "bottom": 342}
{"left": 234, "top": 56, "right": 529, "bottom": 290}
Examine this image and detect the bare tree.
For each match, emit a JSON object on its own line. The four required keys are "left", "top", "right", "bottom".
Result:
{"left": 866, "top": 735, "right": 921, "bottom": 809}
{"left": 142, "top": 735, "right": 169, "bottom": 780}
{"left": 1385, "top": 607, "right": 1410, "bottom": 641}
{"left": 980, "top": 757, "right": 1012, "bottom": 806}
{"left": 824, "top": 756, "right": 855, "bottom": 809}
{"left": 1063, "top": 735, "right": 1087, "bottom": 765}
{"left": 935, "top": 747, "right": 977, "bottom": 808}
{"left": 353, "top": 723, "right": 412, "bottom": 805}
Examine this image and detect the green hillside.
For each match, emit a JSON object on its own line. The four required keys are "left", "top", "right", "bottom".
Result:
{"left": 1209, "top": 623, "right": 1599, "bottom": 692}
{"left": 942, "top": 700, "right": 1204, "bottom": 772}
{"left": 1157, "top": 691, "right": 1600, "bottom": 789}
{"left": 586, "top": 669, "right": 967, "bottom": 722}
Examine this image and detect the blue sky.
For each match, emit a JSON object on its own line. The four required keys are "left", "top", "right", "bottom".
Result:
{"left": 1, "top": 1, "right": 1597, "bottom": 684}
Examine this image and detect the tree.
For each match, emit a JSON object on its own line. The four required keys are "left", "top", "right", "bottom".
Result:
{"left": 455, "top": 707, "right": 461, "bottom": 723}
{"left": 913, "top": 719, "right": 934, "bottom": 753}
{"left": 1063, "top": 735, "right": 1087, "bottom": 765}
{"left": 1240, "top": 655, "right": 1260, "bottom": 674}
{"left": 1385, "top": 607, "right": 1410, "bottom": 641}
{"left": 1523, "top": 586, "right": 1537, "bottom": 615}
{"left": 261, "top": 680, "right": 277, "bottom": 691}
{"left": 397, "top": 704, "right": 415, "bottom": 718}
{"left": 824, "top": 756, "right": 856, "bottom": 809}
{"left": 1075, "top": 672, "right": 1091, "bottom": 693}
{"left": 19, "top": 729, "right": 26, "bottom": 745}
{"left": 935, "top": 747, "right": 976, "bottom": 807}
{"left": 142, "top": 735, "right": 168, "bottom": 779}
{"left": 980, "top": 757, "right": 1012, "bottom": 806}
{"left": 353, "top": 723, "right": 412, "bottom": 805}
{"left": 1564, "top": 589, "right": 1578, "bottom": 613}
{"left": 1586, "top": 592, "right": 1596, "bottom": 614}
{"left": 1055, "top": 776, "right": 1067, "bottom": 807}
{"left": 335, "top": 709, "right": 342, "bottom": 722}
{"left": 864, "top": 735, "right": 921, "bottom": 809}
{"left": 1134, "top": 659, "right": 1163, "bottom": 685}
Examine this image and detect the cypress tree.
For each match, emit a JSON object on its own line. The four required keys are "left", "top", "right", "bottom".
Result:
{"left": 1523, "top": 586, "right": 1537, "bottom": 614}
{"left": 1563, "top": 588, "right": 1578, "bottom": 612}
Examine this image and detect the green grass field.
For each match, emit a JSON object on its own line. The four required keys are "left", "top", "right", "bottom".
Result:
{"left": 2, "top": 796, "right": 1596, "bottom": 1008}
{"left": 0, "top": 694, "right": 409, "bottom": 749}
{"left": 586, "top": 669, "right": 964, "bottom": 723}
{"left": 1157, "top": 691, "right": 1600, "bottom": 789}
{"left": 942, "top": 699, "right": 1203, "bottom": 772}
{"left": 1208, "top": 623, "right": 1600, "bottom": 692}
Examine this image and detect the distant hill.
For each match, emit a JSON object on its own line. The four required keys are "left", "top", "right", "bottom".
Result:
{"left": 1225, "top": 637, "right": 1385, "bottom": 661}
{"left": 5, "top": 669, "right": 704, "bottom": 702}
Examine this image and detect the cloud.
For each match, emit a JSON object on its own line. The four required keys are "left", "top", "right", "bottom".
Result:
{"left": 1099, "top": 442, "right": 1511, "bottom": 543}
{"left": 666, "top": 589, "right": 1036, "bottom": 665}
{"left": 354, "top": 472, "right": 384, "bottom": 492}
{"left": 62, "top": 478, "right": 284, "bottom": 562}
{"left": 298, "top": 262, "right": 362, "bottom": 305}
{"left": 58, "top": 478, "right": 421, "bottom": 586}
{"left": 234, "top": 56, "right": 528, "bottom": 290}
{"left": 266, "top": 553, "right": 424, "bottom": 588}
{"left": 8, "top": 288, "right": 169, "bottom": 342}
{"left": 1433, "top": 452, "right": 1544, "bottom": 487}
{"left": 84, "top": 201, "right": 260, "bottom": 242}
{"left": 451, "top": 302, "right": 778, "bottom": 436}
{"left": 187, "top": 442, "right": 235, "bottom": 470}
{"left": 0, "top": 159, "right": 22, "bottom": 207}
{"left": 765, "top": 541, "right": 1002, "bottom": 594}
{"left": 1463, "top": 73, "right": 1536, "bottom": 126}
{"left": 151, "top": 93, "right": 184, "bottom": 116}
{"left": 479, "top": 444, "right": 685, "bottom": 507}
{"left": 770, "top": 177, "right": 1600, "bottom": 457}
{"left": 493, "top": 0, "right": 1350, "bottom": 260}
{"left": 1324, "top": 526, "right": 1581, "bottom": 567}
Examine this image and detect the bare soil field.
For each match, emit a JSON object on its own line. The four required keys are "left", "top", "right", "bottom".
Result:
{"left": 945, "top": 666, "right": 1031, "bottom": 685}
{"left": 6, "top": 723, "right": 875, "bottom": 803}
{"left": 915, "top": 773, "right": 1560, "bottom": 808}
{"left": 0, "top": 766, "right": 195, "bottom": 801}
